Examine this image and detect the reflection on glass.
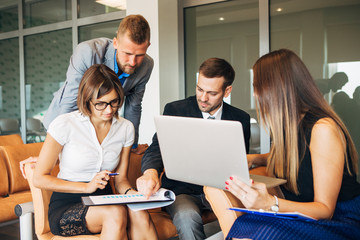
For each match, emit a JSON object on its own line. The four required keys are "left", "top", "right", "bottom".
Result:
{"left": 184, "top": 0, "right": 260, "bottom": 153}
{"left": 78, "top": 20, "right": 119, "bottom": 43}
{"left": 24, "top": 29, "right": 72, "bottom": 126}
{"left": 270, "top": 0, "right": 360, "bottom": 180}
{"left": 24, "top": 0, "right": 71, "bottom": 28}
{"left": 78, "top": 0, "right": 123, "bottom": 18}
{"left": 0, "top": 38, "right": 20, "bottom": 135}
{"left": 0, "top": 2, "right": 18, "bottom": 32}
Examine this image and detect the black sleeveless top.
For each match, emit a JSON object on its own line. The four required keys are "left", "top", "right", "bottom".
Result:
{"left": 280, "top": 112, "right": 360, "bottom": 202}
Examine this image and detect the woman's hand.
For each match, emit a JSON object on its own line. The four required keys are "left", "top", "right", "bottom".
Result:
{"left": 86, "top": 170, "right": 111, "bottom": 193}
{"left": 226, "top": 176, "right": 274, "bottom": 210}
{"left": 20, "top": 156, "right": 38, "bottom": 179}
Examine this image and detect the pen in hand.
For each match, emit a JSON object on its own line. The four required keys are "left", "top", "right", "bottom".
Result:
{"left": 108, "top": 173, "right": 119, "bottom": 177}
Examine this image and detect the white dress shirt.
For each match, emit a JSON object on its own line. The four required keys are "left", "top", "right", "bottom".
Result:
{"left": 201, "top": 103, "right": 223, "bottom": 120}
{"left": 47, "top": 110, "right": 134, "bottom": 182}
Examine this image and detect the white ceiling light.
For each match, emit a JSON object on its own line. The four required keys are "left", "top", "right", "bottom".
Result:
{"left": 276, "top": 8, "right": 283, "bottom": 12}
{"left": 96, "top": 0, "right": 126, "bottom": 10}
{"left": 219, "top": 17, "right": 225, "bottom": 21}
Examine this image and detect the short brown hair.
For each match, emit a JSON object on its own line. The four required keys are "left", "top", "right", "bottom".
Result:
{"left": 199, "top": 58, "right": 235, "bottom": 91}
{"left": 77, "top": 64, "right": 124, "bottom": 118}
{"left": 117, "top": 14, "right": 150, "bottom": 44}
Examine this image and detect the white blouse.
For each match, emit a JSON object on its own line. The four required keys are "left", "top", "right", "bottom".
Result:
{"left": 47, "top": 110, "right": 134, "bottom": 182}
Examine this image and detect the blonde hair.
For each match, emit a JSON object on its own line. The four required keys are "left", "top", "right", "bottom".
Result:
{"left": 253, "top": 49, "right": 358, "bottom": 194}
{"left": 117, "top": 14, "right": 150, "bottom": 44}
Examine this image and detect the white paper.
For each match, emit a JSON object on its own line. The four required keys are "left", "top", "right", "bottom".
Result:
{"left": 88, "top": 188, "right": 175, "bottom": 211}
{"left": 127, "top": 188, "right": 176, "bottom": 211}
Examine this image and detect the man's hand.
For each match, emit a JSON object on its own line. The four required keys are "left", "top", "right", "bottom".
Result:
{"left": 136, "top": 169, "right": 161, "bottom": 199}
{"left": 20, "top": 156, "right": 38, "bottom": 179}
{"left": 131, "top": 143, "right": 149, "bottom": 155}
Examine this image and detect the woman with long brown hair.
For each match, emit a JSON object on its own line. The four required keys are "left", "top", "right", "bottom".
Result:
{"left": 225, "top": 49, "right": 360, "bottom": 239}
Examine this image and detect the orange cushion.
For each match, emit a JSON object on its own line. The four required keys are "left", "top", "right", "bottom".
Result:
{"left": 1, "top": 142, "right": 43, "bottom": 194}
{"left": 0, "top": 191, "right": 32, "bottom": 222}
{"left": 0, "top": 156, "right": 9, "bottom": 196}
{"left": 0, "top": 134, "right": 23, "bottom": 146}
{"left": 128, "top": 152, "right": 143, "bottom": 188}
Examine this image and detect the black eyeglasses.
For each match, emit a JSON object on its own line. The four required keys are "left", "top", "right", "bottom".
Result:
{"left": 90, "top": 99, "right": 121, "bottom": 111}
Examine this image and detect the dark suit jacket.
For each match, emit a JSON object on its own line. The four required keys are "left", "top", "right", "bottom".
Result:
{"left": 141, "top": 95, "right": 250, "bottom": 195}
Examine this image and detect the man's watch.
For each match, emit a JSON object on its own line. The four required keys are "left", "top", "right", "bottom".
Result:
{"left": 270, "top": 195, "right": 279, "bottom": 212}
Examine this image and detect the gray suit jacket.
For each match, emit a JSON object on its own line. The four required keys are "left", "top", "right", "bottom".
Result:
{"left": 43, "top": 38, "right": 154, "bottom": 145}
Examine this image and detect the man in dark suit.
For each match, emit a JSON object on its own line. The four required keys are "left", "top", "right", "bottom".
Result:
{"left": 137, "top": 58, "right": 250, "bottom": 240}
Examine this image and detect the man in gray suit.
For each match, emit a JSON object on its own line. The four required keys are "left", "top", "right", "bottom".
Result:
{"left": 43, "top": 14, "right": 153, "bottom": 154}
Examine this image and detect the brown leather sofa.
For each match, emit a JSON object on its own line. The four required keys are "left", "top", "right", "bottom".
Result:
{"left": 0, "top": 134, "right": 37, "bottom": 225}
{"left": 3, "top": 139, "right": 216, "bottom": 239}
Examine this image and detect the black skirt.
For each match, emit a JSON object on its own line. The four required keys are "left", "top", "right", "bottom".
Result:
{"left": 48, "top": 184, "right": 113, "bottom": 236}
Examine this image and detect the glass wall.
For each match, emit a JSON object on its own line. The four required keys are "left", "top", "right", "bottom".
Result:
{"left": 24, "top": 0, "right": 72, "bottom": 28}
{"left": 79, "top": 20, "right": 119, "bottom": 43}
{"left": 0, "top": 38, "right": 20, "bottom": 135}
{"left": 78, "top": 0, "right": 122, "bottom": 18}
{"left": 0, "top": 0, "right": 125, "bottom": 142}
{"left": 270, "top": 0, "right": 360, "bottom": 180}
{"left": 184, "top": 0, "right": 260, "bottom": 153}
{"left": 24, "top": 29, "right": 72, "bottom": 142}
{"left": 0, "top": 1, "right": 18, "bottom": 33}
{"left": 24, "top": 30, "right": 72, "bottom": 117}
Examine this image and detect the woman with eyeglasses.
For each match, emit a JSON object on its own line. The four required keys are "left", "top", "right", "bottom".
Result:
{"left": 224, "top": 49, "right": 360, "bottom": 239}
{"left": 33, "top": 64, "right": 158, "bottom": 239}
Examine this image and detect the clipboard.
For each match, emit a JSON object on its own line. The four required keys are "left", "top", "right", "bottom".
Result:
{"left": 82, "top": 188, "right": 175, "bottom": 211}
{"left": 229, "top": 207, "right": 316, "bottom": 221}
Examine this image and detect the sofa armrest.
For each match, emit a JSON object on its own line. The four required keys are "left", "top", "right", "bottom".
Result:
{"left": 15, "top": 201, "right": 34, "bottom": 217}
{"left": 15, "top": 201, "right": 34, "bottom": 240}
{"left": 1, "top": 142, "right": 43, "bottom": 194}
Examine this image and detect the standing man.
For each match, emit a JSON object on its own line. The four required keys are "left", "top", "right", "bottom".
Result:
{"left": 137, "top": 58, "right": 251, "bottom": 240}
{"left": 43, "top": 14, "right": 153, "bottom": 154}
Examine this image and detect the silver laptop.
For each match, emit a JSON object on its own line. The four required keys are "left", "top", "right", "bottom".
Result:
{"left": 154, "top": 115, "right": 286, "bottom": 190}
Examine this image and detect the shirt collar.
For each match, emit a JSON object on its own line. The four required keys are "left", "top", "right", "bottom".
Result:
{"left": 201, "top": 102, "right": 223, "bottom": 120}
{"left": 114, "top": 51, "right": 130, "bottom": 86}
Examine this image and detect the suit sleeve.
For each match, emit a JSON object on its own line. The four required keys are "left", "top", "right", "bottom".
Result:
{"left": 141, "top": 103, "right": 174, "bottom": 175}
{"left": 243, "top": 114, "right": 251, "bottom": 153}
{"left": 123, "top": 57, "right": 153, "bottom": 146}
{"left": 58, "top": 44, "right": 94, "bottom": 115}
{"left": 123, "top": 77, "right": 147, "bottom": 146}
